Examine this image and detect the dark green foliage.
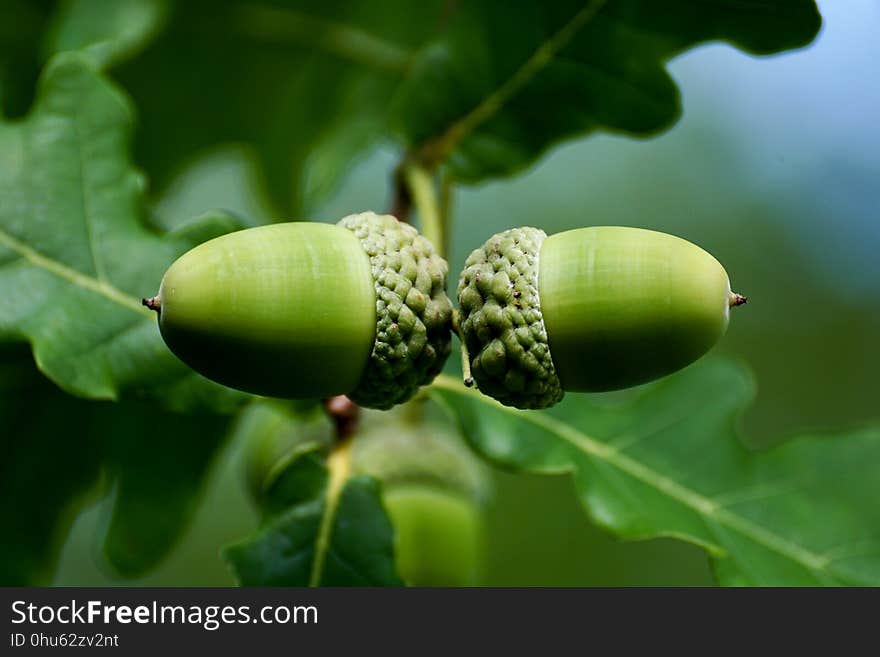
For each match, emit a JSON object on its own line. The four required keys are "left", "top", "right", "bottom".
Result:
{"left": 433, "top": 360, "right": 880, "bottom": 585}
{"left": 7, "top": 0, "right": 870, "bottom": 589}
{"left": 225, "top": 441, "right": 402, "bottom": 587}
{"left": 0, "top": 345, "right": 231, "bottom": 582}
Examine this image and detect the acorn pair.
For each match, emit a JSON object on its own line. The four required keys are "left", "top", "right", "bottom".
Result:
{"left": 147, "top": 212, "right": 743, "bottom": 410}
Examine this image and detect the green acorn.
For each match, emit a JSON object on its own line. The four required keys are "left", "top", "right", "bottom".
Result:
{"left": 145, "top": 212, "right": 453, "bottom": 409}
{"left": 240, "top": 401, "right": 490, "bottom": 587}
{"left": 457, "top": 226, "right": 746, "bottom": 409}
{"left": 350, "top": 411, "right": 490, "bottom": 586}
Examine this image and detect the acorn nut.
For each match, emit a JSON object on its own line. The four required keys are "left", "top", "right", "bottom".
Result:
{"left": 351, "top": 412, "right": 490, "bottom": 586}
{"left": 457, "top": 226, "right": 746, "bottom": 409}
{"left": 145, "top": 212, "right": 453, "bottom": 409}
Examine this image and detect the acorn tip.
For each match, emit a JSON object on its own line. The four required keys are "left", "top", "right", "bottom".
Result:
{"left": 143, "top": 296, "right": 161, "bottom": 313}
{"left": 729, "top": 292, "right": 748, "bottom": 308}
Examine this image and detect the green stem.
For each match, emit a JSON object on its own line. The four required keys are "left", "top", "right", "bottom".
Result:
{"left": 439, "top": 171, "right": 454, "bottom": 250}
{"left": 235, "top": 4, "right": 411, "bottom": 73}
{"left": 309, "top": 437, "right": 352, "bottom": 587}
{"left": 403, "top": 164, "right": 470, "bottom": 387}
{"left": 453, "top": 310, "right": 473, "bottom": 387}
{"left": 404, "top": 164, "right": 445, "bottom": 257}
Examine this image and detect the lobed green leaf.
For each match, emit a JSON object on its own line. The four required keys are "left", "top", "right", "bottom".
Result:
{"left": 45, "top": 0, "right": 169, "bottom": 69}
{"left": 0, "top": 52, "right": 245, "bottom": 410}
{"left": 224, "top": 426, "right": 401, "bottom": 586}
{"left": 63, "top": 0, "right": 821, "bottom": 201}
{"left": 53, "top": 1, "right": 823, "bottom": 209}
{"left": 393, "top": 0, "right": 822, "bottom": 181}
{"left": 433, "top": 359, "right": 880, "bottom": 586}
{"left": 108, "top": 0, "right": 435, "bottom": 216}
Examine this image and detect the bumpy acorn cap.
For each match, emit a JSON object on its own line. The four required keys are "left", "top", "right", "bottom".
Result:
{"left": 339, "top": 212, "right": 453, "bottom": 409}
{"left": 457, "top": 227, "right": 563, "bottom": 410}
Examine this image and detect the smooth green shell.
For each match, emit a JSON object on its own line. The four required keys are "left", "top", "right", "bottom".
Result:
{"left": 155, "top": 214, "right": 453, "bottom": 407}
{"left": 157, "top": 222, "right": 376, "bottom": 399}
{"left": 350, "top": 414, "right": 489, "bottom": 586}
{"left": 458, "top": 225, "right": 734, "bottom": 408}
{"left": 384, "top": 486, "right": 485, "bottom": 586}
{"left": 540, "top": 226, "right": 731, "bottom": 392}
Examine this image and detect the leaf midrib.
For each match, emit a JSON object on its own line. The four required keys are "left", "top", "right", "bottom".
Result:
{"left": 432, "top": 375, "right": 838, "bottom": 582}
{"left": 0, "top": 227, "right": 150, "bottom": 316}
{"left": 415, "top": 0, "right": 609, "bottom": 165}
{"left": 308, "top": 439, "right": 352, "bottom": 586}
{"left": 235, "top": 4, "right": 413, "bottom": 73}
{"left": 72, "top": 109, "right": 106, "bottom": 282}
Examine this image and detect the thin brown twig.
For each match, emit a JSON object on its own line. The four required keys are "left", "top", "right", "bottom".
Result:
{"left": 437, "top": 0, "right": 459, "bottom": 33}
{"left": 388, "top": 165, "right": 413, "bottom": 223}
{"left": 323, "top": 395, "right": 360, "bottom": 440}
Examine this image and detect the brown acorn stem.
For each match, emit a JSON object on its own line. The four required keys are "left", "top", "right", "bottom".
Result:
{"left": 729, "top": 292, "right": 748, "bottom": 308}
{"left": 389, "top": 164, "right": 412, "bottom": 223}
{"left": 142, "top": 296, "right": 161, "bottom": 313}
{"left": 323, "top": 395, "right": 360, "bottom": 440}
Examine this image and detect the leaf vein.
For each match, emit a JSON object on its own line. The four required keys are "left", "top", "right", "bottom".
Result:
{"left": 416, "top": 0, "right": 608, "bottom": 165}
{"left": 0, "top": 227, "right": 149, "bottom": 316}
{"left": 433, "top": 375, "right": 830, "bottom": 575}
{"left": 235, "top": 4, "right": 412, "bottom": 73}
{"left": 72, "top": 109, "right": 106, "bottom": 282}
{"left": 308, "top": 440, "right": 352, "bottom": 586}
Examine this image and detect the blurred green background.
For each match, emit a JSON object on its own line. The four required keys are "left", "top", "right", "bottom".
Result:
{"left": 49, "top": 0, "right": 879, "bottom": 585}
